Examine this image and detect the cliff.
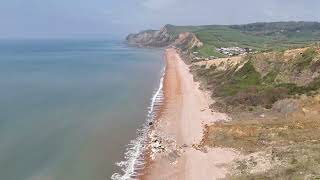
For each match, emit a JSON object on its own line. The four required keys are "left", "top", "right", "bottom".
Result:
{"left": 171, "top": 32, "right": 203, "bottom": 50}
{"left": 127, "top": 22, "right": 320, "bottom": 59}
{"left": 192, "top": 47, "right": 320, "bottom": 111}
{"left": 194, "top": 47, "right": 320, "bottom": 179}
{"left": 126, "top": 25, "right": 203, "bottom": 50}
{"left": 128, "top": 22, "right": 320, "bottom": 179}
{"left": 126, "top": 26, "right": 172, "bottom": 47}
{"left": 186, "top": 22, "right": 320, "bottom": 179}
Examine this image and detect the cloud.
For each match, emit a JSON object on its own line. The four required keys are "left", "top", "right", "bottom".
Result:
{"left": 1, "top": 0, "right": 320, "bottom": 38}
{"left": 141, "top": 0, "right": 178, "bottom": 10}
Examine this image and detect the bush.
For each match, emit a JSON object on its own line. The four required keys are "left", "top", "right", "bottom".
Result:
{"left": 294, "top": 48, "right": 317, "bottom": 71}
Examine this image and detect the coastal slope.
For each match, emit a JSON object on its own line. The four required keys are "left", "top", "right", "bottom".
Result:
{"left": 127, "top": 21, "right": 320, "bottom": 60}
{"left": 128, "top": 21, "right": 320, "bottom": 179}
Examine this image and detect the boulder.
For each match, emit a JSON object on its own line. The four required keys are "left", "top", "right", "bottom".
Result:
{"left": 272, "top": 99, "right": 300, "bottom": 114}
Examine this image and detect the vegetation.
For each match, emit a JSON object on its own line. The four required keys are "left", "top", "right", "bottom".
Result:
{"left": 201, "top": 94, "right": 320, "bottom": 179}
{"left": 203, "top": 108, "right": 320, "bottom": 179}
{"left": 192, "top": 47, "right": 320, "bottom": 110}
{"left": 217, "top": 61, "right": 261, "bottom": 96}
{"left": 192, "top": 44, "right": 225, "bottom": 58}
{"left": 182, "top": 22, "right": 320, "bottom": 180}
{"left": 196, "top": 47, "right": 320, "bottom": 179}
{"left": 276, "top": 78, "right": 320, "bottom": 96}
{"left": 262, "top": 71, "right": 279, "bottom": 84}
{"left": 166, "top": 22, "right": 320, "bottom": 57}
{"left": 293, "top": 47, "right": 317, "bottom": 71}
{"left": 193, "top": 61, "right": 283, "bottom": 109}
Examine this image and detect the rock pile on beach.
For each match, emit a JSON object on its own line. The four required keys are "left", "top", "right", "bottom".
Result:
{"left": 150, "top": 137, "right": 165, "bottom": 154}
{"left": 148, "top": 130, "right": 183, "bottom": 164}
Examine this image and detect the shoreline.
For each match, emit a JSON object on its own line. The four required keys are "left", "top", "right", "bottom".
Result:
{"left": 138, "top": 48, "right": 238, "bottom": 180}
{"left": 111, "top": 62, "right": 166, "bottom": 180}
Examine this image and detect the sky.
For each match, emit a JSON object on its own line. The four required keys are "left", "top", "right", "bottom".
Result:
{"left": 0, "top": 0, "right": 320, "bottom": 39}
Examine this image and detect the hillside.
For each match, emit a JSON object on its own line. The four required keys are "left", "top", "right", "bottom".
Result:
{"left": 127, "top": 23, "right": 320, "bottom": 179}
{"left": 192, "top": 47, "right": 320, "bottom": 179}
{"left": 127, "top": 21, "right": 320, "bottom": 58}
{"left": 167, "top": 22, "right": 320, "bottom": 49}
{"left": 192, "top": 47, "right": 320, "bottom": 111}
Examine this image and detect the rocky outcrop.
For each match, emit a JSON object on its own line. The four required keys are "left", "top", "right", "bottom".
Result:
{"left": 126, "top": 26, "right": 172, "bottom": 47}
{"left": 172, "top": 32, "right": 203, "bottom": 50}
{"left": 126, "top": 25, "right": 203, "bottom": 50}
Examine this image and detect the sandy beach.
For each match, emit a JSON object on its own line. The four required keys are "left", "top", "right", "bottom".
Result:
{"left": 139, "top": 48, "right": 238, "bottom": 180}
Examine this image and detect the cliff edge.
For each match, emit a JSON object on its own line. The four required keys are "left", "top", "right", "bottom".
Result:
{"left": 126, "top": 25, "right": 203, "bottom": 50}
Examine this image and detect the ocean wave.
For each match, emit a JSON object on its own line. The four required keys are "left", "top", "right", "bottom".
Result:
{"left": 111, "top": 66, "right": 166, "bottom": 180}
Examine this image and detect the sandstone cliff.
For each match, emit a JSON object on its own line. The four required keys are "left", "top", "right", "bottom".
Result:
{"left": 171, "top": 32, "right": 203, "bottom": 50}
{"left": 126, "top": 26, "right": 172, "bottom": 47}
{"left": 126, "top": 25, "right": 203, "bottom": 50}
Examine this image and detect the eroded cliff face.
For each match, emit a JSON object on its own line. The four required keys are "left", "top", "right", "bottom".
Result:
{"left": 172, "top": 32, "right": 203, "bottom": 50}
{"left": 126, "top": 25, "right": 203, "bottom": 50}
{"left": 191, "top": 47, "right": 320, "bottom": 112}
{"left": 126, "top": 26, "right": 172, "bottom": 47}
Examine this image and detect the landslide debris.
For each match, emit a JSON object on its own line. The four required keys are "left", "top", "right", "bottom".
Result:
{"left": 194, "top": 47, "right": 320, "bottom": 179}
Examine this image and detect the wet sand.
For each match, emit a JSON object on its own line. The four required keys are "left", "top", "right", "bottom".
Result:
{"left": 140, "top": 48, "right": 238, "bottom": 180}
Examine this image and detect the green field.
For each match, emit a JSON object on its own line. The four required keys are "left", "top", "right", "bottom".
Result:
{"left": 192, "top": 44, "right": 225, "bottom": 58}
{"left": 165, "top": 22, "right": 320, "bottom": 57}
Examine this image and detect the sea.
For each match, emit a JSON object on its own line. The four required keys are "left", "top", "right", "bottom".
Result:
{"left": 0, "top": 39, "right": 165, "bottom": 180}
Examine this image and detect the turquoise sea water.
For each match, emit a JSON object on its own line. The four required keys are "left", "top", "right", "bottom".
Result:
{"left": 0, "top": 40, "right": 164, "bottom": 180}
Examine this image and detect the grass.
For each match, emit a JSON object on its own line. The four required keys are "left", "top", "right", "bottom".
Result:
{"left": 195, "top": 26, "right": 269, "bottom": 49}
{"left": 216, "top": 61, "right": 261, "bottom": 96}
{"left": 190, "top": 22, "right": 320, "bottom": 179}
{"left": 293, "top": 47, "right": 317, "bottom": 71}
{"left": 277, "top": 78, "right": 320, "bottom": 95}
{"left": 192, "top": 44, "right": 225, "bottom": 58}
{"left": 166, "top": 22, "right": 320, "bottom": 51}
{"left": 262, "top": 71, "right": 279, "bottom": 84}
{"left": 234, "top": 61, "right": 261, "bottom": 85}
{"left": 192, "top": 47, "right": 320, "bottom": 109}
{"left": 193, "top": 60, "right": 284, "bottom": 108}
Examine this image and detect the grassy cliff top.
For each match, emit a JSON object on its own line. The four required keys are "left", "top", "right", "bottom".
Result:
{"left": 165, "top": 22, "right": 320, "bottom": 57}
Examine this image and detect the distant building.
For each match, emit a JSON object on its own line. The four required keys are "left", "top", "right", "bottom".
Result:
{"left": 215, "top": 46, "right": 251, "bottom": 56}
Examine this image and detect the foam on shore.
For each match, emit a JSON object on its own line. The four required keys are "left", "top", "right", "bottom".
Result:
{"left": 111, "top": 66, "right": 166, "bottom": 180}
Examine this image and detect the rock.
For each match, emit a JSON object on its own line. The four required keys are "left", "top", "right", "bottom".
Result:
{"left": 314, "top": 95, "right": 320, "bottom": 103}
{"left": 126, "top": 25, "right": 172, "bottom": 47}
{"left": 300, "top": 94, "right": 308, "bottom": 101}
{"left": 152, "top": 141, "right": 161, "bottom": 148}
{"left": 149, "top": 122, "right": 153, "bottom": 126}
{"left": 302, "top": 107, "right": 310, "bottom": 115}
{"left": 126, "top": 25, "right": 203, "bottom": 51}
{"left": 272, "top": 99, "right": 300, "bottom": 114}
{"left": 172, "top": 32, "right": 203, "bottom": 50}
{"left": 182, "top": 144, "right": 188, "bottom": 148}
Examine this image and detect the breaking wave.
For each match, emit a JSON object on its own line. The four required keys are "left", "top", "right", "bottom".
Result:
{"left": 111, "top": 66, "right": 166, "bottom": 180}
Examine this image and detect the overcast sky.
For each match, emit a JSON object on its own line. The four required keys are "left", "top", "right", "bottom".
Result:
{"left": 1, "top": 0, "right": 320, "bottom": 39}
